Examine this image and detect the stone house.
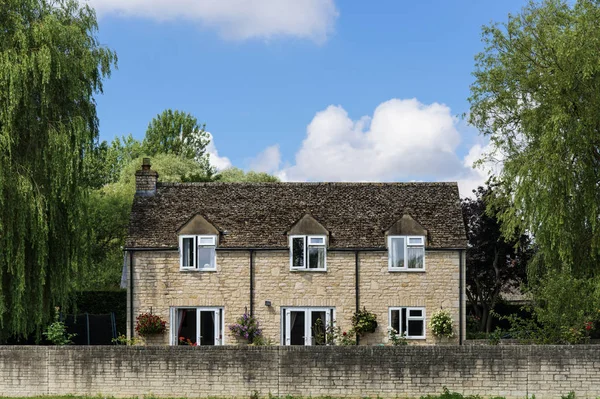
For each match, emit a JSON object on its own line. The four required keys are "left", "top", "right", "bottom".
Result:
{"left": 125, "top": 159, "right": 467, "bottom": 346}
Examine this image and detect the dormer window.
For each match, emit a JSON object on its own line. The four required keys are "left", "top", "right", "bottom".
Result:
{"left": 388, "top": 235, "right": 425, "bottom": 271}
{"left": 290, "top": 235, "right": 327, "bottom": 271}
{"left": 179, "top": 235, "right": 217, "bottom": 271}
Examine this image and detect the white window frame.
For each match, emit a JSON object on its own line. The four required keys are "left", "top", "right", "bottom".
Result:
{"left": 389, "top": 306, "right": 426, "bottom": 340}
{"left": 387, "top": 235, "right": 426, "bottom": 271}
{"left": 179, "top": 235, "right": 197, "bottom": 269}
{"left": 169, "top": 306, "right": 224, "bottom": 346}
{"left": 281, "top": 307, "right": 335, "bottom": 346}
{"left": 289, "top": 235, "right": 327, "bottom": 271}
{"left": 178, "top": 234, "right": 217, "bottom": 271}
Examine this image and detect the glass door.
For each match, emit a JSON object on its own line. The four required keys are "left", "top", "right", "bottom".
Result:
{"left": 171, "top": 307, "right": 223, "bottom": 345}
{"left": 283, "top": 307, "right": 334, "bottom": 346}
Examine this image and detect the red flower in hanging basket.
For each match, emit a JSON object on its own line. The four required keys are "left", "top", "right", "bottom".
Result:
{"left": 135, "top": 313, "right": 166, "bottom": 336}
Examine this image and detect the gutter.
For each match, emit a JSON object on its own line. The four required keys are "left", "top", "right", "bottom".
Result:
{"left": 129, "top": 250, "right": 134, "bottom": 339}
{"left": 125, "top": 246, "right": 468, "bottom": 252}
{"left": 250, "top": 249, "right": 254, "bottom": 317}
{"left": 355, "top": 250, "right": 360, "bottom": 346}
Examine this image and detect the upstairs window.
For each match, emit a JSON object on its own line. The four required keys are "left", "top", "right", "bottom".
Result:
{"left": 388, "top": 235, "right": 425, "bottom": 271}
{"left": 290, "top": 235, "right": 326, "bottom": 271}
{"left": 179, "top": 235, "right": 217, "bottom": 271}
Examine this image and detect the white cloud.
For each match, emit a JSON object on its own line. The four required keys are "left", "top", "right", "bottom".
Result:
{"left": 205, "top": 133, "right": 232, "bottom": 171}
{"left": 87, "top": 0, "right": 338, "bottom": 43}
{"left": 273, "top": 98, "right": 498, "bottom": 197}
{"left": 249, "top": 144, "right": 281, "bottom": 174}
{"left": 454, "top": 141, "right": 500, "bottom": 197}
{"left": 280, "top": 99, "right": 462, "bottom": 180}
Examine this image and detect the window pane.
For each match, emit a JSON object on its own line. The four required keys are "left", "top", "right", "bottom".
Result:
{"left": 198, "top": 247, "right": 215, "bottom": 269}
{"left": 409, "top": 309, "right": 422, "bottom": 317}
{"left": 308, "top": 247, "right": 325, "bottom": 269}
{"left": 198, "top": 236, "right": 215, "bottom": 245}
{"left": 177, "top": 309, "right": 197, "bottom": 345}
{"left": 292, "top": 237, "right": 305, "bottom": 267}
{"left": 407, "top": 247, "right": 424, "bottom": 269}
{"left": 408, "top": 319, "right": 424, "bottom": 337}
{"left": 401, "top": 308, "right": 407, "bottom": 334}
{"left": 408, "top": 237, "right": 423, "bottom": 245}
{"left": 182, "top": 238, "right": 194, "bottom": 267}
{"left": 391, "top": 310, "right": 400, "bottom": 333}
{"left": 390, "top": 237, "right": 405, "bottom": 268}
{"left": 311, "top": 311, "right": 326, "bottom": 345}
{"left": 309, "top": 237, "right": 325, "bottom": 245}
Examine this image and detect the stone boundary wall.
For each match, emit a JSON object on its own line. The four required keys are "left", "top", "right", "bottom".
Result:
{"left": 0, "top": 346, "right": 599, "bottom": 398}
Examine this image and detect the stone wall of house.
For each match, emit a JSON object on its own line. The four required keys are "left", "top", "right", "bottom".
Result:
{"left": 2, "top": 346, "right": 600, "bottom": 398}
{"left": 359, "top": 250, "right": 460, "bottom": 345}
{"left": 128, "top": 251, "right": 251, "bottom": 345}
{"left": 128, "top": 249, "right": 463, "bottom": 345}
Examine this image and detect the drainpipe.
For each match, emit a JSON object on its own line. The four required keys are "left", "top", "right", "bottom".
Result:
{"left": 129, "top": 250, "right": 134, "bottom": 339}
{"left": 250, "top": 249, "right": 255, "bottom": 316}
{"left": 355, "top": 250, "right": 360, "bottom": 346}
{"left": 459, "top": 249, "right": 464, "bottom": 345}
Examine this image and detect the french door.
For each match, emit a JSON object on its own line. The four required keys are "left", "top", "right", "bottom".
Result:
{"left": 282, "top": 307, "right": 334, "bottom": 346}
{"left": 170, "top": 307, "right": 223, "bottom": 346}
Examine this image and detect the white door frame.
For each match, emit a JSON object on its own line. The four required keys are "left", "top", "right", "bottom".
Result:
{"left": 170, "top": 307, "right": 224, "bottom": 346}
{"left": 283, "top": 307, "right": 334, "bottom": 346}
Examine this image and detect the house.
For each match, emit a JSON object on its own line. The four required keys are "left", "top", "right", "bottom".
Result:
{"left": 125, "top": 159, "right": 467, "bottom": 346}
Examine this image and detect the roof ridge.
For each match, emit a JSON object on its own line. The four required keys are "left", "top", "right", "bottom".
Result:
{"left": 157, "top": 181, "right": 459, "bottom": 187}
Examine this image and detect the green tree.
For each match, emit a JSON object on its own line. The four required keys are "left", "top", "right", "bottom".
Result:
{"left": 83, "top": 154, "right": 213, "bottom": 290}
{"left": 216, "top": 167, "right": 280, "bottom": 182}
{"left": 468, "top": 0, "right": 600, "bottom": 276}
{"left": 0, "top": 0, "right": 116, "bottom": 338}
{"left": 143, "top": 109, "right": 210, "bottom": 161}
{"left": 87, "top": 134, "right": 144, "bottom": 188}
{"left": 462, "top": 185, "right": 533, "bottom": 333}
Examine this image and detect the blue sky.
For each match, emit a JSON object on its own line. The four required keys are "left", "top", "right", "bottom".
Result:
{"left": 91, "top": 0, "right": 527, "bottom": 195}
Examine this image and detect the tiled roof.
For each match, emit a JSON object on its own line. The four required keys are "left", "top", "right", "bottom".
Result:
{"left": 126, "top": 182, "right": 467, "bottom": 250}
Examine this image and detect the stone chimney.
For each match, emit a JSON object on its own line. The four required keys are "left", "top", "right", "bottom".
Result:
{"left": 135, "top": 158, "right": 159, "bottom": 196}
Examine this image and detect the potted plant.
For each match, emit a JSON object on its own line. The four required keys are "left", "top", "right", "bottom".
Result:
{"left": 352, "top": 307, "right": 378, "bottom": 337}
{"left": 430, "top": 309, "right": 454, "bottom": 342}
{"left": 229, "top": 312, "right": 262, "bottom": 344}
{"left": 135, "top": 312, "right": 166, "bottom": 337}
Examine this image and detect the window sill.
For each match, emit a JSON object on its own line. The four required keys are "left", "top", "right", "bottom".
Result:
{"left": 290, "top": 268, "right": 328, "bottom": 273}
{"left": 179, "top": 268, "right": 217, "bottom": 272}
{"left": 388, "top": 268, "right": 426, "bottom": 273}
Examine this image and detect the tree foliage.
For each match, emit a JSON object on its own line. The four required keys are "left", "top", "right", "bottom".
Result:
{"left": 468, "top": 0, "right": 600, "bottom": 276}
{"left": 83, "top": 153, "right": 211, "bottom": 290}
{"left": 463, "top": 185, "right": 533, "bottom": 332}
{"left": 143, "top": 109, "right": 210, "bottom": 161}
{"left": 0, "top": 0, "right": 116, "bottom": 338}
{"left": 216, "top": 167, "right": 280, "bottom": 182}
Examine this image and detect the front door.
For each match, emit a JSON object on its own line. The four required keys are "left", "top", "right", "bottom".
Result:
{"left": 171, "top": 307, "right": 223, "bottom": 346}
{"left": 283, "top": 307, "right": 334, "bottom": 346}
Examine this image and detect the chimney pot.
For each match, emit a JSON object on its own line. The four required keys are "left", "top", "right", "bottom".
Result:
{"left": 142, "top": 158, "right": 151, "bottom": 170}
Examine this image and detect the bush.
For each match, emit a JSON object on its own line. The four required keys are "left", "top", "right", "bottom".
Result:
{"left": 135, "top": 313, "right": 166, "bottom": 336}
{"left": 430, "top": 309, "right": 454, "bottom": 338}
{"left": 494, "top": 271, "right": 600, "bottom": 344}
{"left": 387, "top": 327, "right": 408, "bottom": 346}
{"left": 44, "top": 307, "right": 76, "bottom": 345}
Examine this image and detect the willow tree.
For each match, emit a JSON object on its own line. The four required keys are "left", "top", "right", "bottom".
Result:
{"left": 469, "top": 0, "right": 600, "bottom": 277}
{"left": 0, "top": 0, "right": 116, "bottom": 338}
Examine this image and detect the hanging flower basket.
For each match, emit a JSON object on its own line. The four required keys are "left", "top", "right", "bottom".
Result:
{"left": 135, "top": 313, "right": 166, "bottom": 336}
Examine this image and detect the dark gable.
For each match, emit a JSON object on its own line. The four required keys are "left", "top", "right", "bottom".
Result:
{"left": 126, "top": 182, "right": 467, "bottom": 250}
